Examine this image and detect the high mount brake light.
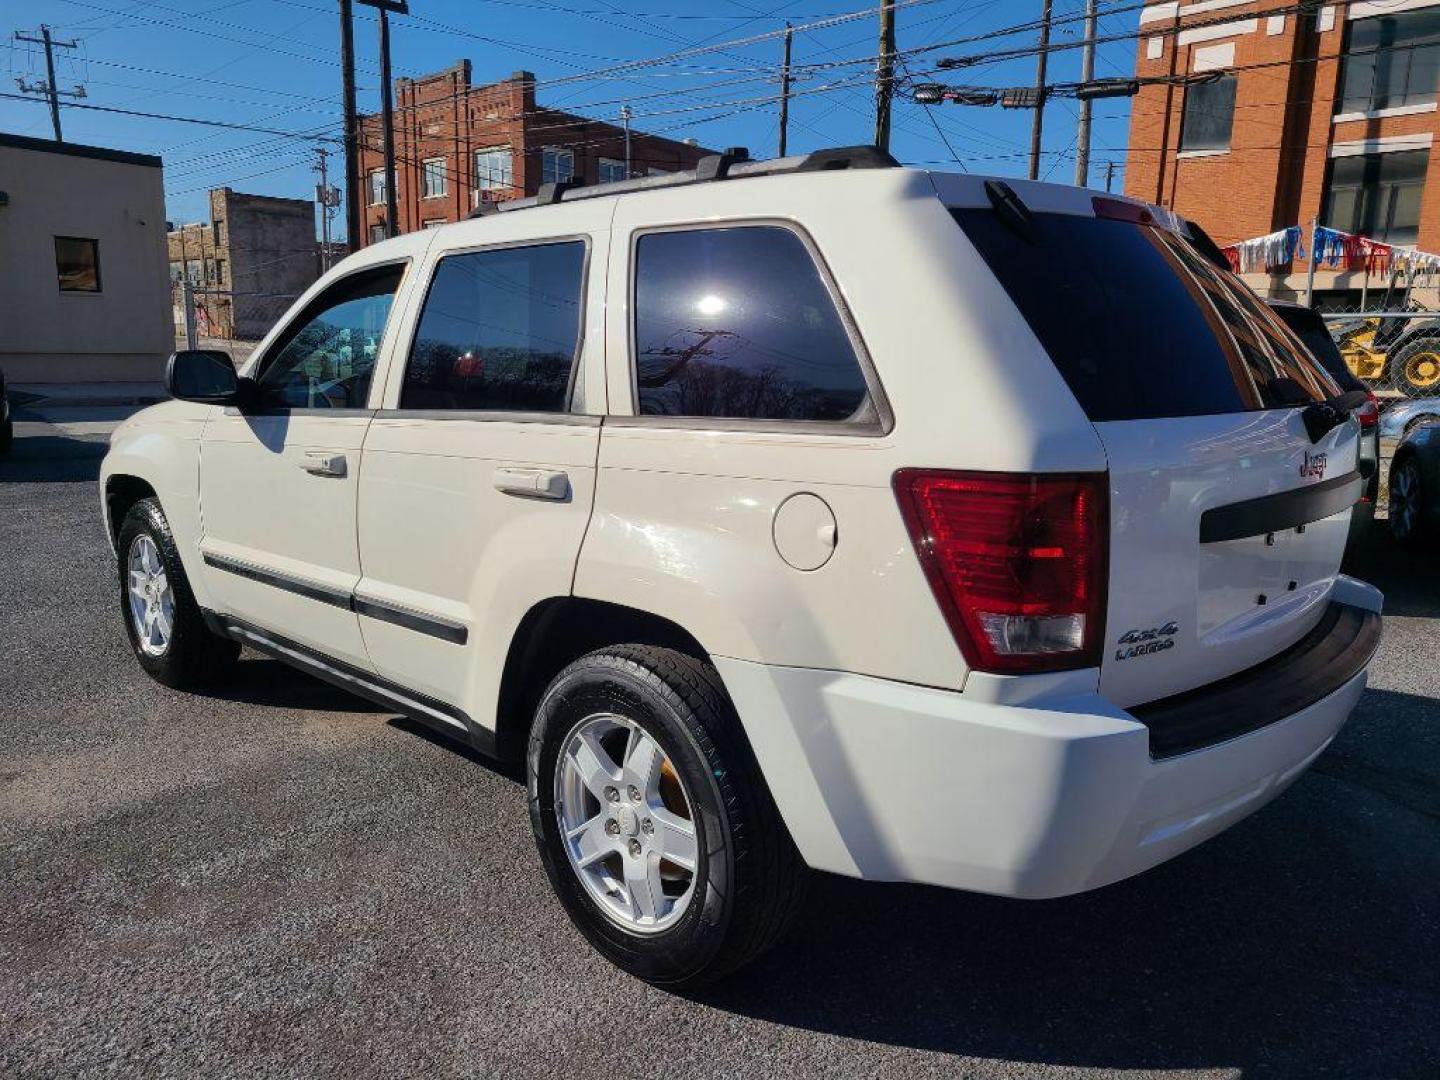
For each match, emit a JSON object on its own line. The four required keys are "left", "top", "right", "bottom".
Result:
{"left": 1091, "top": 196, "right": 1154, "bottom": 225}
{"left": 893, "top": 471, "right": 1108, "bottom": 675}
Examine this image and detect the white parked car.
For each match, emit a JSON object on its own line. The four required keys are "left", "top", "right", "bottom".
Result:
{"left": 101, "top": 148, "right": 1382, "bottom": 986}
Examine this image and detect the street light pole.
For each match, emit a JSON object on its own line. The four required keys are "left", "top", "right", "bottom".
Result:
{"left": 778, "top": 23, "right": 793, "bottom": 157}
{"left": 621, "top": 104, "right": 633, "bottom": 178}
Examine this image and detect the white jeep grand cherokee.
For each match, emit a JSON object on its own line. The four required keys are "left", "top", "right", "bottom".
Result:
{"left": 101, "top": 148, "right": 1382, "bottom": 986}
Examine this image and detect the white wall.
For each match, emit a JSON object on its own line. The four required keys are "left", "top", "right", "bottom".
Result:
{"left": 0, "top": 139, "right": 172, "bottom": 382}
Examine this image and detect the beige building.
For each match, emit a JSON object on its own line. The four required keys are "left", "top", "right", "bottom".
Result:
{"left": 0, "top": 133, "right": 172, "bottom": 383}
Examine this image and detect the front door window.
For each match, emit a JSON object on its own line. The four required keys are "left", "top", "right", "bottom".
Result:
{"left": 254, "top": 266, "right": 404, "bottom": 409}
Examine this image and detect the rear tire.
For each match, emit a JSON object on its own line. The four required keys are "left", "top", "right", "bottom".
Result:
{"left": 117, "top": 498, "right": 240, "bottom": 688}
{"left": 1388, "top": 456, "right": 1429, "bottom": 548}
{"left": 528, "top": 645, "right": 807, "bottom": 987}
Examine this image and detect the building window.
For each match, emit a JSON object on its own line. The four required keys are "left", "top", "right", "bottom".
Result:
{"left": 474, "top": 146, "right": 513, "bottom": 193}
{"left": 422, "top": 219, "right": 446, "bottom": 229}
{"left": 1180, "top": 75, "right": 1236, "bottom": 152}
{"left": 1338, "top": 11, "right": 1440, "bottom": 115}
{"left": 55, "top": 236, "right": 101, "bottom": 292}
{"left": 599, "top": 157, "right": 627, "bottom": 184}
{"left": 368, "top": 169, "right": 387, "bottom": 206}
{"left": 542, "top": 146, "right": 574, "bottom": 185}
{"left": 212, "top": 219, "right": 224, "bottom": 246}
{"left": 215, "top": 258, "right": 226, "bottom": 286}
{"left": 185, "top": 260, "right": 203, "bottom": 286}
{"left": 422, "top": 157, "right": 447, "bottom": 198}
{"left": 1323, "top": 149, "right": 1428, "bottom": 245}
{"left": 369, "top": 223, "right": 387, "bottom": 245}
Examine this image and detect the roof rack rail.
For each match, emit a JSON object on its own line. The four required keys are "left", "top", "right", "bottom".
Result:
{"left": 463, "top": 142, "right": 901, "bottom": 220}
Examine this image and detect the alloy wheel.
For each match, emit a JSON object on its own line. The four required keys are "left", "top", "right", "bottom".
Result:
{"left": 126, "top": 533, "right": 174, "bottom": 657}
{"left": 554, "top": 713, "right": 699, "bottom": 935}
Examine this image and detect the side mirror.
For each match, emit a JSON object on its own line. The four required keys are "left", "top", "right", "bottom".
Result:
{"left": 165, "top": 349, "right": 240, "bottom": 404}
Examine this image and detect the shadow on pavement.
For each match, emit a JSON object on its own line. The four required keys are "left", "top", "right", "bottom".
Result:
{"left": 0, "top": 434, "right": 105, "bottom": 484}
{"left": 693, "top": 684, "right": 1439, "bottom": 1077}
{"left": 1346, "top": 522, "right": 1440, "bottom": 618}
{"left": 190, "top": 655, "right": 386, "bottom": 714}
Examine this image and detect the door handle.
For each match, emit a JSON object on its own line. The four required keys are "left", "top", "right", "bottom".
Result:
{"left": 299, "top": 452, "right": 347, "bottom": 477}
{"left": 493, "top": 467, "right": 569, "bottom": 501}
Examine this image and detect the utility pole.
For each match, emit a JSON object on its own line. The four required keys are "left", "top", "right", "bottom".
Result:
{"left": 338, "top": 0, "right": 360, "bottom": 249}
{"left": 379, "top": 6, "right": 399, "bottom": 238}
{"left": 621, "top": 104, "right": 633, "bottom": 178}
{"left": 1105, "top": 159, "right": 1116, "bottom": 193}
{"left": 875, "top": 0, "right": 896, "bottom": 152}
{"left": 314, "top": 147, "right": 340, "bottom": 271}
{"left": 778, "top": 22, "right": 793, "bottom": 157}
{"left": 1074, "top": 0, "right": 1098, "bottom": 187}
{"left": 13, "top": 26, "right": 82, "bottom": 142}
{"left": 1028, "top": 0, "right": 1053, "bottom": 181}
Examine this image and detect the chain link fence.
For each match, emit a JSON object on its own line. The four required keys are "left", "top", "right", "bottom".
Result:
{"left": 172, "top": 283, "right": 301, "bottom": 369}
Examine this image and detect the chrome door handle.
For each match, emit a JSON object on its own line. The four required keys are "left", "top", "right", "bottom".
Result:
{"left": 299, "top": 452, "right": 347, "bottom": 477}
{"left": 493, "top": 467, "right": 569, "bottom": 501}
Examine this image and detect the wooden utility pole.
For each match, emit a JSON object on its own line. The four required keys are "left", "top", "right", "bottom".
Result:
{"left": 875, "top": 0, "right": 896, "bottom": 152}
{"left": 379, "top": 7, "right": 399, "bottom": 237}
{"left": 778, "top": 23, "right": 793, "bottom": 157}
{"left": 339, "top": 0, "right": 360, "bottom": 248}
{"left": 1028, "top": 0, "right": 1053, "bottom": 181}
{"left": 14, "top": 26, "right": 81, "bottom": 142}
{"left": 1074, "top": 0, "right": 1098, "bottom": 186}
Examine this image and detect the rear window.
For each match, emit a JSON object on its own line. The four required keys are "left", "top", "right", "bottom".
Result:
{"left": 1267, "top": 304, "right": 1362, "bottom": 391}
{"left": 953, "top": 208, "right": 1331, "bottom": 422}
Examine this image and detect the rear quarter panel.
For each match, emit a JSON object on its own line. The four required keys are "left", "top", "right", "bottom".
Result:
{"left": 576, "top": 169, "right": 1108, "bottom": 689}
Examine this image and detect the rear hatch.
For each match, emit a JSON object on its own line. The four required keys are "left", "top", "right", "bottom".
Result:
{"left": 952, "top": 191, "right": 1359, "bottom": 708}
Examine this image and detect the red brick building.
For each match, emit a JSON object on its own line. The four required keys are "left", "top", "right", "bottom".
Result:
{"left": 1126, "top": 0, "right": 1440, "bottom": 299}
{"left": 356, "top": 62, "right": 715, "bottom": 245}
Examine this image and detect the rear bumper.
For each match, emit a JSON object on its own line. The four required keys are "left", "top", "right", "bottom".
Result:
{"left": 717, "top": 588, "right": 1381, "bottom": 900}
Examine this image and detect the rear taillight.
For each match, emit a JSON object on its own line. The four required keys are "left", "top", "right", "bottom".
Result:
{"left": 893, "top": 471, "right": 1108, "bottom": 675}
{"left": 1357, "top": 391, "right": 1379, "bottom": 429}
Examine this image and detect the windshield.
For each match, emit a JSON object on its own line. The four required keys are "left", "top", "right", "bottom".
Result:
{"left": 952, "top": 208, "right": 1334, "bottom": 422}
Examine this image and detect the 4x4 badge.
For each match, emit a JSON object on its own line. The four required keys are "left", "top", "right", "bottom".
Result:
{"left": 1115, "top": 621, "right": 1178, "bottom": 661}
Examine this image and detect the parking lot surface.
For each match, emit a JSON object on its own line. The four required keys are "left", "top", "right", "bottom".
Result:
{"left": 1, "top": 426, "right": 1437, "bottom": 1079}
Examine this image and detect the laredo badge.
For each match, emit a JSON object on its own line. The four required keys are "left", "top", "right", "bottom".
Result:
{"left": 1115, "top": 621, "right": 1179, "bottom": 661}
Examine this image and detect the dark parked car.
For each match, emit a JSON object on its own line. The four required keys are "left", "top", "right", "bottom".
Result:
{"left": 1389, "top": 423, "right": 1440, "bottom": 546}
{"left": 0, "top": 366, "right": 12, "bottom": 456}
{"left": 1267, "top": 299, "right": 1380, "bottom": 555}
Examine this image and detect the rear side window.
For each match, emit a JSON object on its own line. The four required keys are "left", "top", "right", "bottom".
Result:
{"left": 402, "top": 241, "right": 586, "bottom": 412}
{"left": 632, "top": 225, "right": 870, "bottom": 423}
{"left": 953, "top": 208, "right": 1327, "bottom": 421}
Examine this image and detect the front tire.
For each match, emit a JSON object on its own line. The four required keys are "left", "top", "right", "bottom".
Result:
{"left": 528, "top": 646, "right": 807, "bottom": 987}
{"left": 116, "top": 498, "right": 239, "bottom": 688}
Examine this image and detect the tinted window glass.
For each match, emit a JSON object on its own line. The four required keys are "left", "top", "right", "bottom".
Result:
{"left": 632, "top": 226, "right": 869, "bottom": 422}
{"left": 55, "top": 236, "right": 100, "bottom": 292}
{"left": 1323, "top": 150, "right": 1428, "bottom": 245}
{"left": 256, "top": 266, "right": 402, "bottom": 409}
{"left": 1268, "top": 304, "right": 1363, "bottom": 390}
{"left": 402, "top": 241, "right": 585, "bottom": 412}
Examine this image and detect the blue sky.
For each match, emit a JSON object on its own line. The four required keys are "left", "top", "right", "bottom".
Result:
{"left": 2, "top": 0, "right": 1141, "bottom": 240}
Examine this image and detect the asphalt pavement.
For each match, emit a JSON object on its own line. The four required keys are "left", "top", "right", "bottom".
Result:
{"left": 1, "top": 414, "right": 1437, "bottom": 1079}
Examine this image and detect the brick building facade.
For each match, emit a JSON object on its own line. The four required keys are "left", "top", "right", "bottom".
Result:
{"left": 167, "top": 188, "right": 326, "bottom": 340}
{"left": 355, "top": 63, "right": 716, "bottom": 244}
{"left": 1126, "top": 0, "right": 1440, "bottom": 300}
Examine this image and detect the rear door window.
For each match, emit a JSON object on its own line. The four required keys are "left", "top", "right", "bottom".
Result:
{"left": 401, "top": 241, "right": 586, "bottom": 413}
{"left": 952, "top": 208, "right": 1327, "bottom": 421}
{"left": 631, "top": 225, "right": 871, "bottom": 423}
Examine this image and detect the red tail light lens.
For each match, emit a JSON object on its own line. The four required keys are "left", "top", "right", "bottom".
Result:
{"left": 1357, "top": 391, "right": 1379, "bottom": 429}
{"left": 893, "top": 471, "right": 1108, "bottom": 675}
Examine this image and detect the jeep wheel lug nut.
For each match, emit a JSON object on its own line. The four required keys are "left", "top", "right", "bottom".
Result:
{"left": 628, "top": 786, "right": 641, "bottom": 803}
{"left": 628, "top": 839, "right": 642, "bottom": 856}
{"left": 605, "top": 819, "right": 620, "bottom": 836}
{"left": 604, "top": 786, "right": 619, "bottom": 803}
{"left": 641, "top": 819, "right": 653, "bottom": 835}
